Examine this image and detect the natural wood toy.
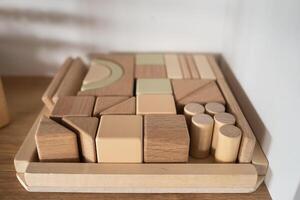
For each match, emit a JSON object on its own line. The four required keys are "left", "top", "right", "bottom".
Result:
{"left": 215, "top": 125, "right": 242, "bottom": 163}
{"left": 93, "top": 96, "right": 130, "bottom": 116}
{"left": 136, "top": 94, "right": 176, "bottom": 115}
{"left": 205, "top": 102, "right": 225, "bottom": 116}
{"left": 78, "top": 54, "right": 134, "bottom": 97}
{"left": 183, "top": 103, "right": 205, "bottom": 129}
{"left": 190, "top": 114, "right": 214, "bottom": 158}
{"left": 62, "top": 116, "right": 99, "bottom": 163}
{"left": 135, "top": 54, "right": 167, "bottom": 78}
{"left": 144, "top": 115, "right": 189, "bottom": 162}
{"left": 0, "top": 77, "right": 10, "bottom": 128}
{"left": 165, "top": 54, "right": 183, "bottom": 79}
{"left": 96, "top": 115, "right": 143, "bottom": 163}
{"left": 136, "top": 78, "right": 172, "bottom": 95}
{"left": 35, "top": 116, "right": 79, "bottom": 162}
{"left": 193, "top": 54, "right": 216, "bottom": 80}
{"left": 50, "top": 96, "right": 95, "bottom": 120}
{"left": 172, "top": 79, "right": 225, "bottom": 112}
{"left": 211, "top": 112, "right": 236, "bottom": 154}
{"left": 186, "top": 54, "right": 200, "bottom": 79}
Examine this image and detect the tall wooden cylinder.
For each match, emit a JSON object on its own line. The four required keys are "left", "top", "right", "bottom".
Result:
{"left": 211, "top": 112, "right": 235, "bottom": 154}
{"left": 215, "top": 125, "right": 242, "bottom": 163}
{"left": 205, "top": 102, "right": 225, "bottom": 116}
{"left": 190, "top": 114, "right": 214, "bottom": 158}
{"left": 0, "top": 78, "right": 10, "bottom": 128}
{"left": 184, "top": 103, "right": 204, "bottom": 129}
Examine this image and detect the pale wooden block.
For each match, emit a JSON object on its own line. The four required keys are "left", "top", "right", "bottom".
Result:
{"left": 136, "top": 78, "right": 172, "bottom": 95}
{"left": 135, "top": 66, "right": 167, "bottom": 78}
{"left": 183, "top": 103, "right": 205, "bottom": 129}
{"left": 96, "top": 115, "right": 143, "bottom": 163}
{"left": 0, "top": 77, "right": 10, "bottom": 128}
{"left": 178, "top": 54, "right": 191, "bottom": 79}
{"left": 82, "top": 61, "right": 111, "bottom": 85}
{"left": 190, "top": 114, "right": 214, "bottom": 158}
{"left": 93, "top": 96, "right": 129, "bottom": 116}
{"left": 144, "top": 115, "right": 189, "bottom": 162}
{"left": 63, "top": 117, "right": 99, "bottom": 163}
{"left": 136, "top": 94, "right": 176, "bottom": 115}
{"left": 164, "top": 54, "right": 183, "bottom": 79}
{"left": 136, "top": 54, "right": 164, "bottom": 65}
{"left": 193, "top": 55, "right": 216, "bottom": 80}
{"left": 52, "top": 58, "right": 87, "bottom": 103}
{"left": 101, "top": 97, "right": 135, "bottom": 115}
{"left": 215, "top": 125, "right": 242, "bottom": 163}
{"left": 205, "top": 102, "right": 225, "bottom": 116}
{"left": 50, "top": 96, "right": 95, "bottom": 119}
{"left": 186, "top": 55, "right": 200, "bottom": 79}
{"left": 35, "top": 116, "right": 79, "bottom": 162}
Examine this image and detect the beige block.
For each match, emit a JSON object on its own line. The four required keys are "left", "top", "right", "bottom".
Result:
{"left": 183, "top": 103, "right": 205, "bottom": 129}
{"left": 96, "top": 115, "right": 143, "bottom": 163}
{"left": 193, "top": 55, "right": 216, "bottom": 80}
{"left": 82, "top": 61, "right": 111, "bottom": 85}
{"left": 136, "top": 54, "right": 164, "bottom": 65}
{"left": 205, "top": 102, "right": 225, "bottom": 116}
{"left": 164, "top": 54, "right": 183, "bottom": 79}
{"left": 136, "top": 94, "right": 176, "bottom": 115}
{"left": 136, "top": 78, "right": 172, "bottom": 95}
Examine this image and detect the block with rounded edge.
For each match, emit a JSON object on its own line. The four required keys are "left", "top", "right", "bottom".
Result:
{"left": 136, "top": 78, "right": 172, "bottom": 95}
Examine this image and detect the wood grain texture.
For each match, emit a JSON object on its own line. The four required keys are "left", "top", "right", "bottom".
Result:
{"left": 186, "top": 54, "right": 200, "bottom": 79}
{"left": 136, "top": 54, "right": 165, "bottom": 65}
{"left": 1, "top": 76, "right": 271, "bottom": 198}
{"left": 184, "top": 103, "right": 205, "bottom": 129}
{"left": 101, "top": 97, "right": 136, "bottom": 115}
{"left": 93, "top": 96, "right": 129, "bottom": 116}
{"left": 52, "top": 58, "right": 87, "bottom": 103}
{"left": 41, "top": 57, "right": 73, "bottom": 111}
{"left": 144, "top": 115, "right": 189, "bottom": 162}
{"left": 178, "top": 54, "right": 191, "bottom": 79}
{"left": 35, "top": 116, "right": 79, "bottom": 162}
{"left": 50, "top": 96, "right": 95, "bottom": 119}
{"left": 205, "top": 102, "right": 225, "bottom": 116}
{"left": 136, "top": 78, "right": 172, "bottom": 95}
{"left": 78, "top": 54, "right": 134, "bottom": 97}
{"left": 62, "top": 117, "right": 99, "bottom": 163}
{"left": 193, "top": 55, "right": 216, "bottom": 80}
{"left": 164, "top": 54, "right": 183, "bottom": 79}
{"left": 96, "top": 115, "right": 143, "bottom": 163}
{"left": 136, "top": 94, "right": 177, "bottom": 115}
{"left": 0, "top": 77, "right": 10, "bottom": 127}
{"left": 135, "top": 65, "right": 167, "bottom": 78}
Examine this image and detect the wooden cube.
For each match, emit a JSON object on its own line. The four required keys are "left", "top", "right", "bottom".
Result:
{"left": 35, "top": 116, "right": 79, "bottom": 162}
{"left": 96, "top": 115, "right": 143, "bottom": 163}
{"left": 136, "top": 78, "right": 172, "bottom": 95}
{"left": 136, "top": 94, "right": 176, "bottom": 115}
{"left": 144, "top": 115, "right": 190, "bottom": 162}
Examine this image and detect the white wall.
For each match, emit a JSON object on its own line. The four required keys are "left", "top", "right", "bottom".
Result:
{"left": 0, "top": 0, "right": 227, "bottom": 75}
{"left": 223, "top": 0, "right": 300, "bottom": 199}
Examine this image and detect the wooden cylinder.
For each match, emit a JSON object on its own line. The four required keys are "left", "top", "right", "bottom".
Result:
{"left": 184, "top": 103, "right": 205, "bottom": 129}
{"left": 190, "top": 114, "right": 214, "bottom": 158}
{"left": 211, "top": 112, "right": 235, "bottom": 154}
{"left": 215, "top": 125, "right": 242, "bottom": 163}
{"left": 205, "top": 102, "right": 225, "bottom": 116}
{"left": 0, "top": 78, "right": 10, "bottom": 128}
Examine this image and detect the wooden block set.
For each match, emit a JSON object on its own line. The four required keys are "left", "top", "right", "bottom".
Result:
{"left": 14, "top": 53, "right": 268, "bottom": 193}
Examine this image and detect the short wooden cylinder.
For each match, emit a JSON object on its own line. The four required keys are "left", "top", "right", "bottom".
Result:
{"left": 211, "top": 112, "right": 235, "bottom": 153}
{"left": 184, "top": 103, "right": 205, "bottom": 129}
{"left": 205, "top": 102, "right": 225, "bottom": 116}
{"left": 190, "top": 114, "right": 214, "bottom": 158}
{"left": 0, "top": 78, "right": 10, "bottom": 128}
{"left": 215, "top": 125, "right": 242, "bottom": 163}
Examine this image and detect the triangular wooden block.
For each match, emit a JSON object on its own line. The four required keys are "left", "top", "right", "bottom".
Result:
{"left": 63, "top": 116, "right": 99, "bottom": 163}
{"left": 172, "top": 79, "right": 211, "bottom": 100}
{"left": 35, "top": 116, "right": 79, "bottom": 162}
{"left": 93, "top": 96, "right": 129, "bottom": 116}
{"left": 101, "top": 97, "right": 136, "bottom": 115}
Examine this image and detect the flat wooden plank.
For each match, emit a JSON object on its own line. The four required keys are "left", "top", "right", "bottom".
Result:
{"left": 178, "top": 54, "right": 191, "bottom": 79}
{"left": 193, "top": 55, "right": 216, "bottom": 80}
{"left": 41, "top": 58, "right": 73, "bottom": 110}
{"left": 186, "top": 55, "right": 200, "bottom": 79}
{"left": 135, "top": 66, "right": 167, "bottom": 78}
{"left": 164, "top": 54, "right": 183, "bottom": 79}
{"left": 136, "top": 54, "right": 164, "bottom": 65}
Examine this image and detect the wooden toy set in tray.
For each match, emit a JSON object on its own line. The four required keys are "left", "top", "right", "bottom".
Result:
{"left": 14, "top": 53, "right": 268, "bottom": 193}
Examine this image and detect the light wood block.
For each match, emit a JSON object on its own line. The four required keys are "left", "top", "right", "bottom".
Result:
{"left": 190, "top": 114, "right": 214, "bottom": 158}
{"left": 50, "top": 96, "right": 95, "bottom": 119}
{"left": 211, "top": 113, "right": 236, "bottom": 153}
{"left": 164, "top": 54, "right": 183, "bottom": 79}
{"left": 82, "top": 61, "right": 112, "bottom": 86}
{"left": 193, "top": 55, "right": 216, "bottom": 80}
{"left": 178, "top": 54, "right": 191, "bottom": 79}
{"left": 144, "top": 115, "right": 189, "bottom": 162}
{"left": 136, "top": 78, "right": 172, "bottom": 95}
{"left": 93, "top": 96, "right": 129, "bottom": 116}
{"left": 78, "top": 54, "right": 134, "bottom": 97}
{"left": 96, "top": 115, "right": 143, "bottom": 163}
{"left": 172, "top": 80, "right": 225, "bottom": 112}
{"left": 205, "top": 102, "right": 225, "bottom": 116}
{"left": 62, "top": 117, "right": 99, "bottom": 163}
{"left": 135, "top": 65, "right": 167, "bottom": 78}
{"left": 215, "top": 125, "right": 242, "bottom": 163}
{"left": 101, "top": 97, "right": 136, "bottom": 115}
{"left": 35, "top": 116, "right": 79, "bottom": 162}
{"left": 183, "top": 103, "right": 205, "bottom": 129}
{"left": 52, "top": 58, "right": 87, "bottom": 103}
{"left": 136, "top": 94, "right": 176, "bottom": 115}
{"left": 0, "top": 77, "right": 10, "bottom": 128}
{"left": 186, "top": 55, "right": 199, "bottom": 79}
{"left": 42, "top": 58, "right": 73, "bottom": 111}
{"left": 136, "top": 54, "right": 164, "bottom": 65}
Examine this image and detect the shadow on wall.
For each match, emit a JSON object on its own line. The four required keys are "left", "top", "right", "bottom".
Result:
{"left": 0, "top": 7, "right": 106, "bottom": 75}
{"left": 294, "top": 182, "right": 300, "bottom": 200}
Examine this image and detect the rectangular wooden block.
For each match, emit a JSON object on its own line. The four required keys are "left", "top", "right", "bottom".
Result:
{"left": 135, "top": 65, "right": 167, "bottom": 78}
{"left": 186, "top": 54, "right": 200, "bottom": 79}
{"left": 136, "top": 78, "right": 172, "bottom": 95}
{"left": 144, "top": 115, "right": 190, "bottom": 162}
{"left": 50, "top": 96, "right": 95, "bottom": 119}
{"left": 164, "top": 54, "right": 183, "bottom": 79}
{"left": 178, "top": 54, "right": 191, "bottom": 79}
{"left": 96, "top": 115, "right": 143, "bottom": 163}
{"left": 136, "top": 54, "right": 164, "bottom": 65}
{"left": 136, "top": 94, "right": 177, "bottom": 115}
{"left": 193, "top": 54, "right": 216, "bottom": 80}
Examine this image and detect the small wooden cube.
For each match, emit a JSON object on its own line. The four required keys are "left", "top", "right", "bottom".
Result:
{"left": 136, "top": 94, "right": 176, "bottom": 115}
{"left": 50, "top": 96, "right": 95, "bottom": 119}
{"left": 136, "top": 78, "right": 172, "bottom": 95}
{"left": 144, "top": 115, "right": 190, "bottom": 162}
{"left": 96, "top": 115, "right": 143, "bottom": 163}
{"left": 35, "top": 116, "right": 79, "bottom": 162}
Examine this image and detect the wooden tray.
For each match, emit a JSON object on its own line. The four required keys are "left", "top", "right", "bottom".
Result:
{"left": 14, "top": 54, "right": 268, "bottom": 193}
